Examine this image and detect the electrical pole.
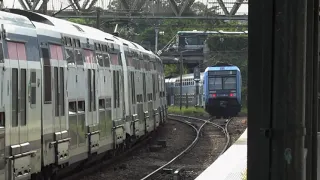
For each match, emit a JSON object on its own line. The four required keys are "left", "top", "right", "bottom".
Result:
{"left": 96, "top": 9, "right": 101, "bottom": 29}
{"left": 155, "top": 27, "right": 159, "bottom": 53}
{"left": 42, "top": 0, "right": 48, "bottom": 15}
{"left": 179, "top": 51, "right": 183, "bottom": 110}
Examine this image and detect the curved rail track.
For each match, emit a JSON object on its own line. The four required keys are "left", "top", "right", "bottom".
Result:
{"left": 140, "top": 114, "right": 233, "bottom": 180}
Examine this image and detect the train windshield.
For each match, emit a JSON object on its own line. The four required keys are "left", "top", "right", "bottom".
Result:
{"left": 208, "top": 77, "right": 237, "bottom": 90}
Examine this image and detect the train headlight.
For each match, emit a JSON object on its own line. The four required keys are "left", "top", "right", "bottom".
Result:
{"left": 212, "top": 94, "right": 216, "bottom": 98}
{"left": 229, "top": 93, "right": 236, "bottom": 97}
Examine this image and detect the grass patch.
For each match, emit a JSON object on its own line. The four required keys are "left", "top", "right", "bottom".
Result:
{"left": 168, "top": 106, "right": 208, "bottom": 116}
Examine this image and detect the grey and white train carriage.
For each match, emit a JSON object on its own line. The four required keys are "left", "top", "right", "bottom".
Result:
{"left": 0, "top": 9, "right": 167, "bottom": 180}
{"left": 165, "top": 72, "right": 204, "bottom": 106}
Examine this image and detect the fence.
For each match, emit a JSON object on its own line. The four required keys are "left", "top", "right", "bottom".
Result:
{"left": 166, "top": 93, "right": 204, "bottom": 108}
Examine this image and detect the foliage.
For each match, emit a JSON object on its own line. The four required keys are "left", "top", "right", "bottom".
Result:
{"left": 164, "top": 64, "right": 188, "bottom": 77}
{"left": 167, "top": 106, "right": 208, "bottom": 116}
{"left": 67, "top": 18, "right": 96, "bottom": 26}
{"left": 207, "top": 35, "right": 248, "bottom": 51}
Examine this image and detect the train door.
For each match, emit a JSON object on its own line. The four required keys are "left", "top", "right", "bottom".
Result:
{"left": 119, "top": 53, "right": 125, "bottom": 118}
{"left": 7, "top": 41, "right": 31, "bottom": 179}
{"left": 85, "top": 49, "right": 96, "bottom": 128}
{"left": 50, "top": 44, "right": 68, "bottom": 165}
{"left": 7, "top": 41, "right": 28, "bottom": 149}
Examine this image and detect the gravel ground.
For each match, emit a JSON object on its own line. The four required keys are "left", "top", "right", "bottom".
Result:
{"left": 79, "top": 120, "right": 196, "bottom": 180}
{"left": 79, "top": 115, "right": 247, "bottom": 180}
{"left": 151, "top": 116, "right": 247, "bottom": 180}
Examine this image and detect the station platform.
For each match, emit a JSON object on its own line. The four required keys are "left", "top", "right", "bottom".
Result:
{"left": 196, "top": 128, "right": 247, "bottom": 180}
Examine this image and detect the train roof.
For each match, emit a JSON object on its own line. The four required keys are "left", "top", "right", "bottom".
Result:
{"left": 0, "top": 10, "right": 35, "bottom": 29}
{"left": 165, "top": 72, "right": 204, "bottom": 82}
{"left": 6, "top": 9, "right": 160, "bottom": 59}
{"left": 177, "top": 30, "right": 248, "bottom": 35}
{"left": 204, "top": 65, "right": 240, "bottom": 72}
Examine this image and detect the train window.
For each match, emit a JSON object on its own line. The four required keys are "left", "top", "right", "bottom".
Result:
{"left": 78, "top": 101, "right": 85, "bottom": 111}
{"left": 7, "top": 42, "right": 18, "bottom": 59}
{"left": 88, "top": 70, "right": 92, "bottom": 111}
{"left": 117, "top": 71, "right": 120, "bottom": 108}
{"left": 73, "top": 39, "right": 77, "bottom": 47}
{"left": 93, "top": 70, "right": 96, "bottom": 111}
{"left": 60, "top": 67, "right": 65, "bottom": 116}
{"left": 30, "top": 71, "right": 37, "bottom": 106}
{"left": 49, "top": 44, "right": 64, "bottom": 60}
{"left": 16, "top": 43, "right": 27, "bottom": 60}
{"left": 98, "top": 44, "right": 101, "bottom": 51}
{"left": 75, "top": 49, "right": 83, "bottom": 65}
{"left": 143, "top": 73, "right": 146, "bottom": 102}
{"left": 96, "top": 53, "right": 103, "bottom": 66}
{"left": 106, "top": 98, "right": 111, "bottom": 108}
{"left": 94, "top": 43, "right": 98, "bottom": 50}
{"left": 110, "top": 54, "right": 118, "bottom": 65}
{"left": 103, "top": 54, "right": 110, "bottom": 67}
{"left": 50, "top": 45, "right": 58, "bottom": 59}
{"left": 152, "top": 74, "right": 156, "bottom": 100}
{"left": 131, "top": 72, "right": 136, "bottom": 104}
{"left": 67, "top": 38, "right": 72, "bottom": 47}
{"left": 113, "top": 71, "right": 116, "bottom": 107}
{"left": 0, "top": 112, "right": 5, "bottom": 127}
{"left": 54, "top": 67, "right": 59, "bottom": 117}
{"left": 118, "top": 53, "right": 122, "bottom": 66}
{"left": 12, "top": 68, "right": 18, "bottom": 127}
{"left": 42, "top": 48, "right": 52, "bottom": 103}
{"left": 84, "top": 49, "right": 94, "bottom": 63}
{"left": 99, "top": 99, "right": 105, "bottom": 110}
{"left": 69, "top": 101, "right": 77, "bottom": 113}
{"left": 21, "top": 69, "right": 26, "bottom": 126}
{"left": 0, "top": 43, "right": 3, "bottom": 63}
{"left": 65, "top": 48, "right": 75, "bottom": 65}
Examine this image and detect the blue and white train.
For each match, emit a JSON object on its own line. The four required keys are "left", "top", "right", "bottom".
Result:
{"left": 0, "top": 9, "right": 167, "bottom": 180}
{"left": 203, "top": 63, "right": 242, "bottom": 118}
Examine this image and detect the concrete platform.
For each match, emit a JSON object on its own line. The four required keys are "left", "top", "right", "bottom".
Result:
{"left": 196, "top": 128, "right": 247, "bottom": 180}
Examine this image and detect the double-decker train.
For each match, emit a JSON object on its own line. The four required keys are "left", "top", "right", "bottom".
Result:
{"left": 0, "top": 9, "right": 167, "bottom": 179}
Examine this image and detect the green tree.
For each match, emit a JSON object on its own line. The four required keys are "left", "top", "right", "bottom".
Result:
{"left": 164, "top": 64, "right": 188, "bottom": 77}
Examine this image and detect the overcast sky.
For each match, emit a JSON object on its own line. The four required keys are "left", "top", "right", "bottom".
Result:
{"left": 4, "top": 0, "right": 248, "bottom": 15}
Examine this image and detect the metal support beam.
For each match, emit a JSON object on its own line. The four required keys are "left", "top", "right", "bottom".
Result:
{"left": 18, "top": 0, "right": 29, "bottom": 10}
{"left": 179, "top": 0, "right": 195, "bottom": 16}
{"left": 132, "top": 0, "right": 148, "bottom": 11}
{"left": 230, "top": 0, "right": 244, "bottom": 15}
{"left": 217, "top": 0, "right": 229, "bottom": 15}
{"left": 67, "top": 0, "right": 80, "bottom": 12}
{"left": 81, "top": 0, "right": 90, "bottom": 10}
{"left": 87, "top": 0, "right": 98, "bottom": 10}
{"left": 168, "top": 0, "right": 179, "bottom": 16}
{"left": 56, "top": 14, "right": 248, "bottom": 20}
{"left": 31, "top": 0, "right": 41, "bottom": 11}
{"left": 42, "top": 0, "right": 48, "bottom": 14}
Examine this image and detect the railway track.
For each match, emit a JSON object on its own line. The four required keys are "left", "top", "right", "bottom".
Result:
{"left": 140, "top": 114, "right": 232, "bottom": 180}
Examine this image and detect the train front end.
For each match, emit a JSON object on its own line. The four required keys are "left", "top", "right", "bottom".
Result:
{"left": 203, "top": 63, "right": 242, "bottom": 118}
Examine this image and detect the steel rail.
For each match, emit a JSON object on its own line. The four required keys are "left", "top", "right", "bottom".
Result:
{"left": 140, "top": 115, "right": 207, "bottom": 180}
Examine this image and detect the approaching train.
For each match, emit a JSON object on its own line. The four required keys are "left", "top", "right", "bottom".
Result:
{"left": 203, "top": 63, "right": 242, "bottom": 118}
{"left": 0, "top": 9, "right": 167, "bottom": 180}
